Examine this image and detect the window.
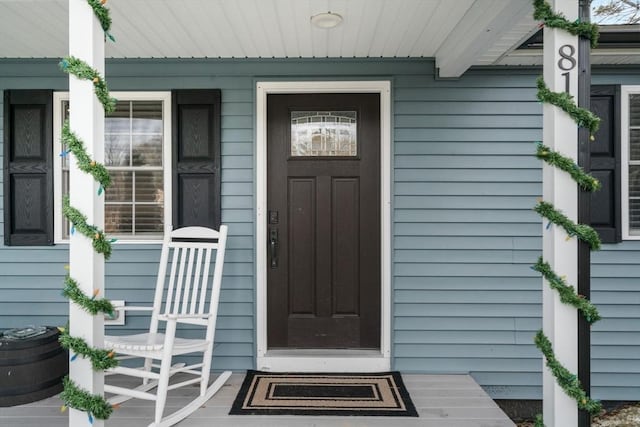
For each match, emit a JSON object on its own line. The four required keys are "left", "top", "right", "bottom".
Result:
{"left": 622, "top": 86, "right": 640, "bottom": 239}
{"left": 54, "top": 92, "right": 172, "bottom": 243}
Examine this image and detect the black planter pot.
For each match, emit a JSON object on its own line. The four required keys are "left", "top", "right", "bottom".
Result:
{"left": 0, "top": 327, "right": 68, "bottom": 407}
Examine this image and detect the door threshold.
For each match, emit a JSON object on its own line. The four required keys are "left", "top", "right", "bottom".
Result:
{"left": 257, "top": 350, "right": 390, "bottom": 372}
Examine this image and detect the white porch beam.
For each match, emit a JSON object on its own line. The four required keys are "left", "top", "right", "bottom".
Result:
{"left": 435, "top": 0, "right": 533, "bottom": 78}
{"left": 68, "top": 0, "right": 105, "bottom": 426}
{"left": 542, "top": 0, "right": 579, "bottom": 426}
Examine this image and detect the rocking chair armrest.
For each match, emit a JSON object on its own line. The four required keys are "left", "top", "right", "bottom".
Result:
{"left": 114, "top": 305, "right": 154, "bottom": 312}
{"left": 158, "top": 313, "right": 212, "bottom": 320}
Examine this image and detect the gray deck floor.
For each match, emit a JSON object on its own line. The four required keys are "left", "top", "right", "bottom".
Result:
{"left": 0, "top": 373, "right": 515, "bottom": 427}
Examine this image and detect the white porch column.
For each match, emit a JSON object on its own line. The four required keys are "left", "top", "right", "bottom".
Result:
{"left": 542, "top": 0, "right": 579, "bottom": 426}
{"left": 68, "top": 0, "right": 105, "bottom": 426}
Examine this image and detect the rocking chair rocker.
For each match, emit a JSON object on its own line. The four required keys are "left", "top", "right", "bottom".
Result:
{"left": 104, "top": 226, "right": 231, "bottom": 427}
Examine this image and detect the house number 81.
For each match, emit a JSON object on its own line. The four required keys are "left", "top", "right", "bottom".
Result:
{"left": 558, "top": 44, "right": 576, "bottom": 93}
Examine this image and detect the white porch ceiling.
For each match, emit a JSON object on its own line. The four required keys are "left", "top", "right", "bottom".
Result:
{"left": 0, "top": 0, "right": 537, "bottom": 77}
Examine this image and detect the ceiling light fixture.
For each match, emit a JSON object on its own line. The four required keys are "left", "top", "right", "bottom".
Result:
{"left": 311, "top": 12, "right": 343, "bottom": 29}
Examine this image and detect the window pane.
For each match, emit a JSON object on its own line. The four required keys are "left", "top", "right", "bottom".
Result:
{"left": 291, "top": 111, "right": 357, "bottom": 156}
{"left": 135, "top": 171, "right": 164, "bottom": 202}
{"left": 62, "top": 101, "right": 70, "bottom": 169}
{"left": 630, "top": 129, "right": 640, "bottom": 161}
{"left": 132, "top": 101, "right": 162, "bottom": 134}
{"left": 106, "top": 204, "right": 133, "bottom": 234}
{"left": 105, "top": 135, "right": 131, "bottom": 166}
{"left": 631, "top": 94, "right": 640, "bottom": 127}
{"left": 135, "top": 205, "right": 164, "bottom": 234}
{"left": 106, "top": 171, "right": 132, "bottom": 202}
{"left": 630, "top": 165, "right": 640, "bottom": 197}
{"left": 132, "top": 135, "right": 162, "bottom": 166}
{"left": 630, "top": 199, "right": 640, "bottom": 235}
{"left": 106, "top": 101, "right": 130, "bottom": 133}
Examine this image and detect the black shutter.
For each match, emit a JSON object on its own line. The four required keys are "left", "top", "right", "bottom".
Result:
{"left": 172, "top": 90, "right": 221, "bottom": 230}
{"left": 590, "top": 85, "right": 621, "bottom": 243}
{"left": 3, "top": 90, "right": 54, "bottom": 246}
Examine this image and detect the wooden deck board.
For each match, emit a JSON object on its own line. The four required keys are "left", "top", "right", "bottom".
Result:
{"left": 0, "top": 373, "right": 515, "bottom": 426}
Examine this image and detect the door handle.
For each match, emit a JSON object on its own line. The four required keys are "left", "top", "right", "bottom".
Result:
{"left": 269, "top": 228, "right": 279, "bottom": 268}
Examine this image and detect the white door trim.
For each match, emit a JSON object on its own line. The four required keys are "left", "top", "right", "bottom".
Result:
{"left": 255, "top": 80, "right": 391, "bottom": 372}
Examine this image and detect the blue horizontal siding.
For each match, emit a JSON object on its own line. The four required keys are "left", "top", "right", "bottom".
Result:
{"left": 2, "top": 58, "right": 640, "bottom": 402}
{"left": 588, "top": 63, "right": 640, "bottom": 400}
{"left": 392, "top": 65, "right": 640, "bottom": 402}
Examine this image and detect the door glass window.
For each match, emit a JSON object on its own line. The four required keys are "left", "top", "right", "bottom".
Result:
{"left": 291, "top": 111, "right": 357, "bottom": 156}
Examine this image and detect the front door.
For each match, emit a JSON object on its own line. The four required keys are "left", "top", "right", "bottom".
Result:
{"left": 267, "top": 93, "right": 380, "bottom": 349}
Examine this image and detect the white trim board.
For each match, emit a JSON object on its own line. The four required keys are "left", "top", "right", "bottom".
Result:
{"left": 255, "top": 81, "right": 392, "bottom": 372}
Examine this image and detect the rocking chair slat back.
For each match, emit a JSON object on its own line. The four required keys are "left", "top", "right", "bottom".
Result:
{"left": 188, "top": 248, "right": 204, "bottom": 314}
{"left": 199, "top": 248, "right": 213, "bottom": 314}
{"left": 152, "top": 226, "right": 228, "bottom": 326}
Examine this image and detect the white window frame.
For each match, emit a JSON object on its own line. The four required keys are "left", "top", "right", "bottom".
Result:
{"left": 54, "top": 91, "right": 172, "bottom": 244}
{"left": 621, "top": 85, "right": 640, "bottom": 240}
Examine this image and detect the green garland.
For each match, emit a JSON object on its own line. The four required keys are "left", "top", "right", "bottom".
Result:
{"left": 534, "top": 414, "right": 545, "bottom": 427}
{"left": 536, "top": 77, "right": 601, "bottom": 135}
{"left": 85, "top": 0, "right": 114, "bottom": 41}
{"left": 533, "top": 0, "right": 599, "bottom": 48}
{"left": 62, "top": 120, "right": 111, "bottom": 191}
{"left": 536, "top": 142, "right": 600, "bottom": 192}
{"left": 535, "top": 201, "right": 601, "bottom": 251}
{"left": 60, "top": 376, "right": 114, "bottom": 421}
{"left": 534, "top": 331, "right": 603, "bottom": 416}
{"left": 59, "top": 329, "right": 118, "bottom": 371}
{"left": 63, "top": 276, "right": 114, "bottom": 316}
{"left": 532, "top": 257, "right": 601, "bottom": 323}
{"left": 63, "top": 195, "right": 113, "bottom": 260}
{"left": 59, "top": 56, "right": 116, "bottom": 113}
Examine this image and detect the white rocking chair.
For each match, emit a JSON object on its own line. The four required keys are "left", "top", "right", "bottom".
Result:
{"left": 104, "top": 225, "right": 231, "bottom": 427}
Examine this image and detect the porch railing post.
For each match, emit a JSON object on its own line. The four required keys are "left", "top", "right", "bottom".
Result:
{"left": 542, "top": 0, "right": 580, "bottom": 425}
{"left": 68, "top": 0, "right": 105, "bottom": 426}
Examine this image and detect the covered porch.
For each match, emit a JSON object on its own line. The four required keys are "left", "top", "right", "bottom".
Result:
{"left": 0, "top": 373, "right": 515, "bottom": 427}
{"left": 0, "top": 0, "right": 606, "bottom": 426}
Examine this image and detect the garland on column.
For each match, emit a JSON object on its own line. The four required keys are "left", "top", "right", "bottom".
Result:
{"left": 59, "top": 329, "right": 118, "bottom": 370}
{"left": 60, "top": 56, "right": 116, "bottom": 114}
{"left": 532, "top": 1, "right": 604, "bottom": 425}
{"left": 86, "top": 0, "right": 114, "bottom": 42}
{"left": 531, "top": 258, "right": 601, "bottom": 323}
{"left": 535, "top": 332, "right": 603, "bottom": 415}
{"left": 535, "top": 201, "right": 601, "bottom": 250}
{"left": 536, "top": 142, "right": 600, "bottom": 192}
{"left": 532, "top": 0, "right": 599, "bottom": 47}
{"left": 61, "top": 120, "right": 111, "bottom": 192}
{"left": 58, "top": 0, "right": 118, "bottom": 423}
{"left": 62, "top": 276, "right": 114, "bottom": 316}
{"left": 60, "top": 377, "right": 114, "bottom": 421}
{"left": 536, "top": 77, "right": 601, "bottom": 135}
{"left": 63, "top": 196, "right": 114, "bottom": 259}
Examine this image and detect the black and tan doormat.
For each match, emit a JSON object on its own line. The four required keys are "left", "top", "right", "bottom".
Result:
{"left": 229, "top": 370, "right": 418, "bottom": 417}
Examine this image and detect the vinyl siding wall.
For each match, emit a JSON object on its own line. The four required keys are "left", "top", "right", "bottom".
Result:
{"left": 0, "top": 58, "right": 639, "bottom": 401}
{"left": 590, "top": 69, "right": 640, "bottom": 401}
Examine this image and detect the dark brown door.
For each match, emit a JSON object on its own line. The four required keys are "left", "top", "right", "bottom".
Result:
{"left": 267, "top": 93, "right": 380, "bottom": 349}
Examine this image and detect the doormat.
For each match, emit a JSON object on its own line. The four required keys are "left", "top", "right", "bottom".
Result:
{"left": 229, "top": 370, "right": 418, "bottom": 417}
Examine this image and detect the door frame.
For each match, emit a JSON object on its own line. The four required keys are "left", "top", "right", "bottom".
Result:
{"left": 256, "top": 81, "right": 391, "bottom": 372}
